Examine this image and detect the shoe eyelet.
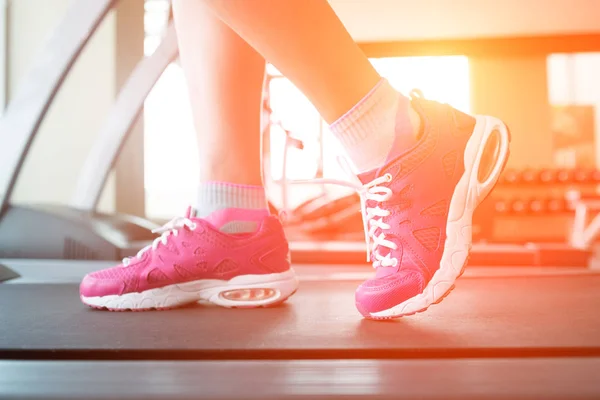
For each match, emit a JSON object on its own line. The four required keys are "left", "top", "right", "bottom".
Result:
{"left": 409, "top": 88, "right": 424, "bottom": 100}
{"left": 384, "top": 173, "right": 393, "bottom": 182}
{"left": 190, "top": 223, "right": 197, "bottom": 231}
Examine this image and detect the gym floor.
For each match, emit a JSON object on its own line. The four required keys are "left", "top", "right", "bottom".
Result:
{"left": 1, "top": 260, "right": 600, "bottom": 399}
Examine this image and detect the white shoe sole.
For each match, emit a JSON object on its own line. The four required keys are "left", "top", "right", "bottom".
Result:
{"left": 81, "top": 269, "right": 299, "bottom": 311}
{"left": 369, "top": 115, "right": 511, "bottom": 319}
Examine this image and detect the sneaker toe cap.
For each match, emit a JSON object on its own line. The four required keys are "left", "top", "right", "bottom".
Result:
{"left": 80, "top": 273, "right": 125, "bottom": 298}
{"left": 355, "top": 269, "right": 426, "bottom": 316}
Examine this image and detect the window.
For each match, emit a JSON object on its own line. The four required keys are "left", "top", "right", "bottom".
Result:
{"left": 144, "top": 56, "right": 470, "bottom": 218}
{"left": 547, "top": 53, "right": 600, "bottom": 168}
{"left": 144, "top": 0, "right": 170, "bottom": 56}
{"left": 0, "top": 0, "right": 6, "bottom": 116}
{"left": 144, "top": 62, "right": 197, "bottom": 218}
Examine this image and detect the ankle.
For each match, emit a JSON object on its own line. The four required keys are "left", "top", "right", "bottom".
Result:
{"left": 204, "top": 207, "right": 269, "bottom": 233}
{"left": 197, "top": 182, "right": 269, "bottom": 233}
{"left": 329, "top": 78, "right": 411, "bottom": 172}
{"left": 201, "top": 164, "right": 263, "bottom": 187}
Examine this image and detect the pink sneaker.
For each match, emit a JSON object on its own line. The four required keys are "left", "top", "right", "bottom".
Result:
{"left": 352, "top": 94, "right": 510, "bottom": 319}
{"left": 80, "top": 208, "right": 298, "bottom": 311}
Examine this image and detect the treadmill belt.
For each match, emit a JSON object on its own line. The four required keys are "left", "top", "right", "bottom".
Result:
{"left": 1, "top": 274, "right": 600, "bottom": 359}
{"left": 3, "top": 358, "right": 600, "bottom": 400}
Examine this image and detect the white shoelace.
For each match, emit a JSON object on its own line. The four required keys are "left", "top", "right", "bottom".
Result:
{"left": 122, "top": 216, "right": 197, "bottom": 266}
{"left": 290, "top": 158, "right": 398, "bottom": 268}
{"left": 279, "top": 90, "right": 427, "bottom": 268}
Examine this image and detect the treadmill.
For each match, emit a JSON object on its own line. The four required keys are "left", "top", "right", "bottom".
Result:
{"left": 2, "top": 2, "right": 600, "bottom": 399}
{"left": 0, "top": 0, "right": 592, "bottom": 269}
{"left": 0, "top": 0, "right": 177, "bottom": 261}
{"left": 0, "top": 0, "right": 309, "bottom": 264}
{"left": 3, "top": 256, "right": 600, "bottom": 400}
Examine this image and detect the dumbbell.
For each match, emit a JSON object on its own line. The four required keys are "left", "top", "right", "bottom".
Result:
{"left": 494, "top": 200, "right": 509, "bottom": 213}
{"left": 546, "top": 197, "right": 567, "bottom": 213}
{"left": 556, "top": 169, "right": 573, "bottom": 183}
{"left": 574, "top": 168, "right": 593, "bottom": 183}
{"left": 510, "top": 199, "right": 528, "bottom": 214}
{"left": 539, "top": 169, "right": 556, "bottom": 184}
{"left": 528, "top": 198, "right": 545, "bottom": 214}
{"left": 501, "top": 169, "right": 520, "bottom": 184}
{"left": 521, "top": 169, "right": 538, "bottom": 184}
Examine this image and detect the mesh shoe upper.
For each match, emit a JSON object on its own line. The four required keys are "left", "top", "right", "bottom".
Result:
{"left": 355, "top": 98, "right": 476, "bottom": 312}
{"left": 80, "top": 215, "right": 290, "bottom": 298}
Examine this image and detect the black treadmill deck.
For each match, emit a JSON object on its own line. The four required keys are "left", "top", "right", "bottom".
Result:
{"left": 2, "top": 273, "right": 600, "bottom": 360}
{"left": 3, "top": 358, "right": 600, "bottom": 400}
{"left": 2, "top": 263, "right": 600, "bottom": 399}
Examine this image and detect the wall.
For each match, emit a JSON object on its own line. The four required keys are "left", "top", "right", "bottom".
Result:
{"left": 470, "top": 55, "right": 553, "bottom": 169}
{"left": 330, "top": 0, "right": 600, "bottom": 41}
{"left": 548, "top": 53, "right": 600, "bottom": 168}
{"left": 0, "top": 0, "right": 6, "bottom": 115}
{"left": 114, "top": 0, "right": 145, "bottom": 216}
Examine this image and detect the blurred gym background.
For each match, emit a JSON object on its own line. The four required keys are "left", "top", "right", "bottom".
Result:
{"left": 3, "top": 0, "right": 600, "bottom": 265}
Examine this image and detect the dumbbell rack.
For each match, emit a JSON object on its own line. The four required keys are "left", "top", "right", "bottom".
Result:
{"left": 474, "top": 168, "right": 600, "bottom": 245}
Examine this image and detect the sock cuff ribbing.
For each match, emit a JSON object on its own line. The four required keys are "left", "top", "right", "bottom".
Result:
{"left": 197, "top": 181, "right": 267, "bottom": 218}
{"left": 329, "top": 78, "right": 402, "bottom": 146}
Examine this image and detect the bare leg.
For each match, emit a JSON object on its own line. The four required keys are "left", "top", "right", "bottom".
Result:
{"left": 192, "top": 0, "right": 511, "bottom": 322}
{"left": 173, "top": 0, "right": 265, "bottom": 186}
{"left": 199, "top": 0, "right": 420, "bottom": 174}
{"left": 199, "top": 0, "right": 382, "bottom": 124}
{"left": 173, "top": 0, "right": 269, "bottom": 233}
{"left": 79, "top": 1, "right": 301, "bottom": 311}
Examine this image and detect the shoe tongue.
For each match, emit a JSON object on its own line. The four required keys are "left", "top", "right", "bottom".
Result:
{"left": 375, "top": 266, "right": 397, "bottom": 278}
{"left": 202, "top": 208, "right": 268, "bottom": 232}
{"left": 356, "top": 137, "right": 401, "bottom": 185}
{"left": 357, "top": 169, "right": 379, "bottom": 185}
{"left": 357, "top": 99, "right": 421, "bottom": 185}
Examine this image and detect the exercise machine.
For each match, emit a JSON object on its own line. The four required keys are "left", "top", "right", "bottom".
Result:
{"left": 0, "top": 0, "right": 175, "bottom": 260}
{"left": 0, "top": 0, "right": 590, "bottom": 267}
{"left": 0, "top": 0, "right": 297, "bottom": 262}
{"left": 2, "top": 1, "right": 600, "bottom": 399}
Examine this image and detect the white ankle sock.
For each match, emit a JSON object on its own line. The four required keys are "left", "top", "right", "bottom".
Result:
{"left": 196, "top": 182, "right": 269, "bottom": 234}
{"left": 329, "top": 78, "right": 413, "bottom": 173}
